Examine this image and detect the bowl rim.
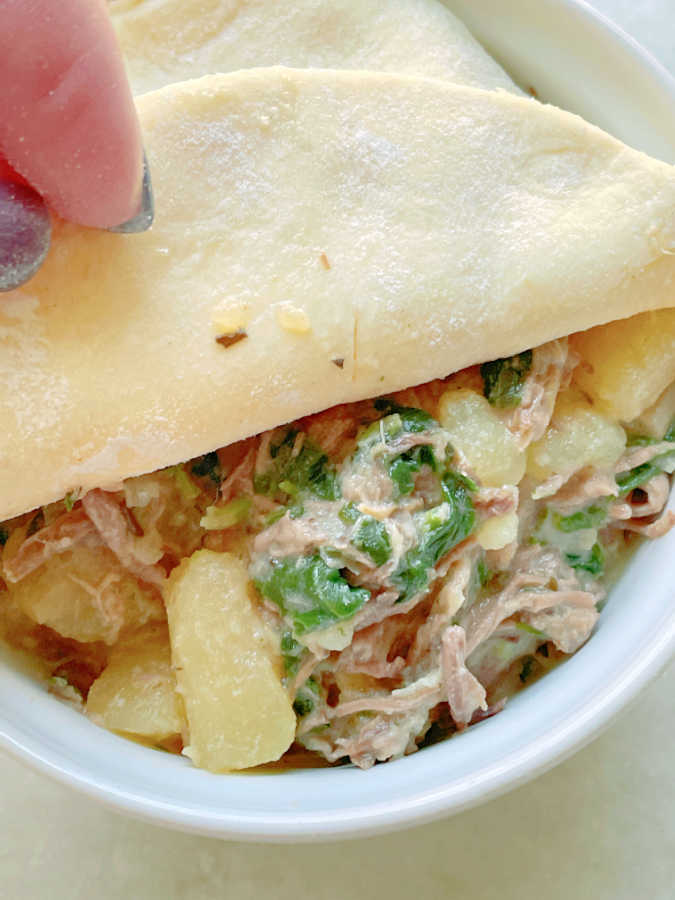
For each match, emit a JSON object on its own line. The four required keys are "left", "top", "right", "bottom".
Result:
{"left": 1, "top": 0, "right": 675, "bottom": 842}
{"left": 2, "top": 595, "right": 673, "bottom": 843}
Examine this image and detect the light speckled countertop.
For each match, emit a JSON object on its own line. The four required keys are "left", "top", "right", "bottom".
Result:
{"left": 1, "top": 3, "right": 674, "bottom": 898}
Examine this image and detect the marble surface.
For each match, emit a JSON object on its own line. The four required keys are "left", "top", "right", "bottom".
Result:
{"left": 2, "top": 2, "right": 674, "bottom": 898}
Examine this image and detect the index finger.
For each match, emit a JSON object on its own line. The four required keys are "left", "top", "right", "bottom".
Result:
{"left": 0, "top": 0, "right": 143, "bottom": 229}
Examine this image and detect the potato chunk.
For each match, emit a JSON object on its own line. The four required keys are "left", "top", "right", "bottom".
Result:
{"left": 571, "top": 309, "right": 675, "bottom": 422}
{"left": 164, "top": 550, "right": 295, "bottom": 771}
{"left": 527, "top": 390, "right": 626, "bottom": 482}
{"left": 631, "top": 380, "right": 675, "bottom": 439}
{"left": 475, "top": 512, "right": 519, "bottom": 551}
{"left": 8, "top": 546, "right": 164, "bottom": 645}
{"left": 438, "top": 388, "right": 525, "bottom": 486}
{"left": 87, "top": 624, "right": 184, "bottom": 742}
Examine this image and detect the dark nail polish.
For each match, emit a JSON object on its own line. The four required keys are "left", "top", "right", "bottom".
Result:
{"left": 108, "top": 150, "right": 154, "bottom": 234}
{"left": 0, "top": 181, "right": 51, "bottom": 292}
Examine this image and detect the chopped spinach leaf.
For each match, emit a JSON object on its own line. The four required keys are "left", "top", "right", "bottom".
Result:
{"left": 256, "top": 553, "right": 369, "bottom": 635}
{"left": 63, "top": 490, "right": 81, "bottom": 512}
{"left": 339, "top": 502, "right": 360, "bottom": 525}
{"left": 626, "top": 434, "right": 660, "bottom": 448}
{"left": 452, "top": 469, "right": 478, "bottom": 493}
{"left": 392, "top": 470, "right": 475, "bottom": 602}
{"left": 200, "top": 498, "right": 250, "bottom": 530}
{"left": 280, "top": 631, "right": 305, "bottom": 679}
{"left": 519, "top": 656, "right": 536, "bottom": 684}
{"left": 293, "top": 678, "right": 320, "bottom": 717}
{"left": 255, "top": 429, "right": 338, "bottom": 501}
{"left": 373, "top": 398, "right": 435, "bottom": 433}
{"left": 516, "top": 621, "right": 546, "bottom": 638}
{"left": 468, "top": 555, "right": 492, "bottom": 603}
{"left": 477, "top": 557, "right": 492, "bottom": 588}
{"left": 554, "top": 503, "right": 607, "bottom": 533}
{"left": 388, "top": 444, "right": 437, "bottom": 497}
{"left": 264, "top": 508, "right": 286, "bottom": 527}
{"left": 190, "top": 451, "right": 221, "bottom": 484}
{"left": 616, "top": 458, "right": 673, "bottom": 496}
{"left": 0, "top": 528, "right": 8, "bottom": 546}
{"left": 169, "top": 467, "right": 201, "bottom": 502}
{"left": 617, "top": 420, "right": 675, "bottom": 494}
{"left": 566, "top": 542, "right": 604, "bottom": 577}
{"left": 352, "top": 516, "right": 392, "bottom": 567}
{"left": 357, "top": 413, "right": 419, "bottom": 453}
{"left": 480, "top": 350, "right": 533, "bottom": 408}
{"left": 352, "top": 405, "right": 444, "bottom": 500}
{"left": 626, "top": 418, "right": 675, "bottom": 447}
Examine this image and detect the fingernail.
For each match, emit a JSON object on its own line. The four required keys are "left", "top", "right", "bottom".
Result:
{"left": 0, "top": 181, "right": 51, "bottom": 292}
{"left": 108, "top": 150, "right": 154, "bottom": 233}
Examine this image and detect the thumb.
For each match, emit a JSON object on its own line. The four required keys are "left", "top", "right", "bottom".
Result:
{"left": 0, "top": 0, "right": 145, "bottom": 230}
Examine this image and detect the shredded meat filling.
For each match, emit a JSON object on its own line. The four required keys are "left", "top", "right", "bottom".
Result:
{"left": 1, "top": 340, "right": 671, "bottom": 774}
{"left": 81, "top": 490, "right": 166, "bottom": 586}
{"left": 441, "top": 626, "right": 487, "bottom": 726}
{"left": 506, "top": 339, "right": 576, "bottom": 449}
{"left": 460, "top": 548, "right": 601, "bottom": 657}
{"left": 2, "top": 509, "right": 97, "bottom": 584}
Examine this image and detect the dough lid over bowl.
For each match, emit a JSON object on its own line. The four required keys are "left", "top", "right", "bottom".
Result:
{"left": 0, "top": 67, "right": 674, "bottom": 521}
{"left": 110, "top": 0, "right": 520, "bottom": 95}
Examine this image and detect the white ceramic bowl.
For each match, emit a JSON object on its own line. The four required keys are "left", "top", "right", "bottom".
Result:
{"left": 1, "top": 0, "right": 674, "bottom": 841}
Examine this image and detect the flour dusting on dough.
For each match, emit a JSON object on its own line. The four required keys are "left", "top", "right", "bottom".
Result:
{"left": 0, "top": 296, "right": 70, "bottom": 442}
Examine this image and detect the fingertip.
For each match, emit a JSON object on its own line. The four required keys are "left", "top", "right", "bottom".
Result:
{"left": 107, "top": 151, "right": 154, "bottom": 233}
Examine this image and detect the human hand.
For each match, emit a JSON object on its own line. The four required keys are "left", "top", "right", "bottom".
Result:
{"left": 0, "top": 0, "right": 153, "bottom": 292}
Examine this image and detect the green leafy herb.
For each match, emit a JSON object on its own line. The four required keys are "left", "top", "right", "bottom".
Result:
{"left": 515, "top": 621, "right": 546, "bottom": 638}
{"left": 339, "top": 502, "right": 360, "bottom": 525}
{"left": 453, "top": 470, "right": 479, "bottom": 492}
{"left": 388, "top": 445, "right": 437, "bottom": 497}
{"left": 617, "top": 420, "right": 675, "bottom": 494}
{"left": 392, "top": 471, "right": 475, "bottom": 602}
{"left": 169, "top": 467, "right": 201, "bottom": 502}
{"left": 566, "top": 542, "right": 604, "bottom": 576}
{"left": 519, "top": 656, "right": 536, "bottom": 684}
{"left": 626, "top": 434, "right": 660, "bottom": 448}
{"left": 373, "top": 399, "right": 435, "bottom": 433}
{"left": 468, "top": 555, "right": 492, "bottom": 604}
{"left": 200, "top": 497, "right": 251, "bottom": 530}
{"left": 480, "top": 350, "right": 533, "bottom": 408}
{"left": 63, "top": 490, "right": 81, "bottom": 512}
{"left": 616, "top": 457, "right": 674, "bottom": 495}
{"left": 0, "top": 528, "right": 8, "bottom": 546}
{"left": 255, "top": 430, "right": 338, "bottom": 501}
{"left": 256, "top": 553, "right": 369, "bottom": 635}
{"left": 352, "top": 517, "right": 392, "bottom": 567}
{"left": 280, "top": 631, "right": 305, "bottom": 679}
{"left": 616, "top": 462, "right": 658, "bottom": 495}
{"left": 477, "top": 557, "right": 492, "bottom": 588}
{"left": 264, "top": 508, "right": 286, "bottom": 527}
{"left": 293, "top": 678, "right": 320, "bottom": 717}
{"left": 554, "top": 503, "right": 607, "bottom": 533}
{"left": 190, "top": 451, "right": 221, "bottom": 484}
{"left": 358, "top": 403, "right": 441, "bottom": 497}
